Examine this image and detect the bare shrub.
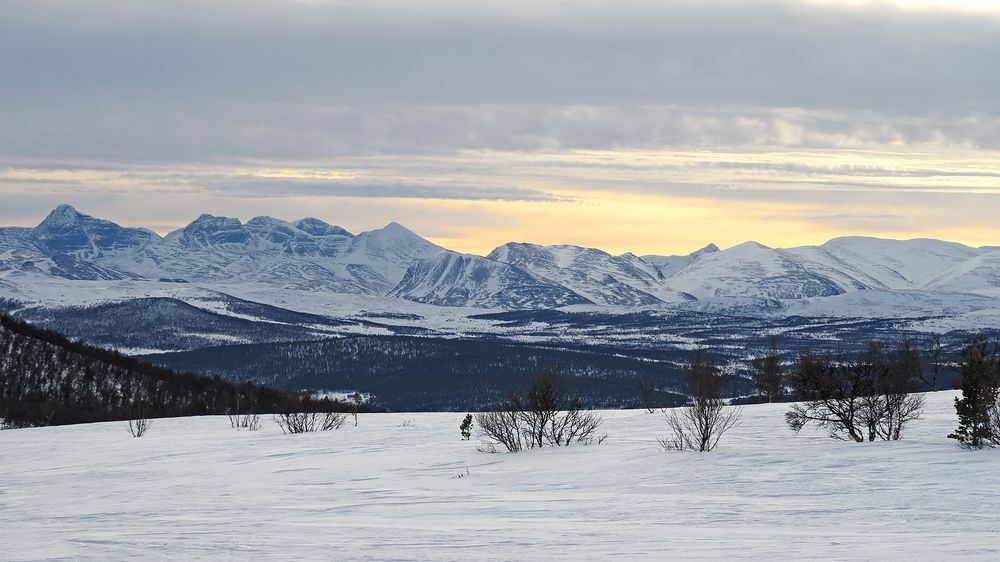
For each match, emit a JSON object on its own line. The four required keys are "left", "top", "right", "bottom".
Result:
{"left": 228, "top": 394, "right": 262, "bottom": 431}
{"left": 127, "top": 416, "right": 152, "bottom": 438}
{"left": 273, "top": 411, "right": 347, "bottom": 434}
{"left": 786, "top": 342, "right": 924, "bottom": 442}
{"left": 921, "top": 334, "right": 944, "bottom": 391}
{"left": 660, "top": 351, "right": 741, "bottom": 452}
{"left": 475, "top": 369, "right": 604, "bottom": 453}
{"left": 638, "top": 380, "right": 656, "bottom": 413}
{"left": 349, "top": 392, "right": 364, "bottom": 427}
{"left": 230, "top": 412, "right": 262, "bottom": 431}
{"left": 751, "top": 336, "right": 785, "bottom": 403}
{"left": 126, "top": 393, "right": 152, "bottom": 438}
{"left": 476, "top": 397, "right": 527, "bottom": 453}
{"left": 868, "top": 341, "right": 925, "bottom": 441}
{"left": 228, "top": 394, "right": 261, "bottom": 431}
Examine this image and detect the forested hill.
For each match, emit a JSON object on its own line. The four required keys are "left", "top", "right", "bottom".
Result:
{"left": 0, "top": 313, "right": 351, "bottom": 428}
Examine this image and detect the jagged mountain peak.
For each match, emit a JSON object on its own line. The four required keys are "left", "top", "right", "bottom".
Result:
{"left": 245, "top": 215, "right": 287, "bottom": 227}
{"left": 37, "top": 204, "right": 84, "bottom": 227}
{"left": 30, "top": 204, "right": 157, "bottom": 260}
{"left": 166, "top": 214, "right": 249, "bottom": 248}
{"left": 693, "top": 243, "right": 720, "bottom": 256}
{"left": 373, "top": 221, "right": 422, "bottom": 239}
{"left": 293, "top": 217, "right": 353, "bottom": 237}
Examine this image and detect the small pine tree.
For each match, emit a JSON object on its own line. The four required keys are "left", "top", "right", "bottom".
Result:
{"left": 460, "top": 414, "right": 473, "bottom": 440}
{"left": 948, "top": 347, "right": 1000, "bottom": 449}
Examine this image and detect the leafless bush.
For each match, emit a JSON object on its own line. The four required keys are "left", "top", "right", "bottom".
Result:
{"left": 349, "top": 392, "right": 364, "bottom": 427}
{"left": 230, "top": 412, "right": 262, "bottom": 431}
{"left": 751, "top": 336, "right": 785, "bottom": 403}
{"left": 126, "top": 395, "right": 152, "bottom": 438}
{"left": 786, "top": 342, "right": 924, "bottom": 442}
{"left": 476, "top": 397, "right": 527, "bottom": 453}
{"left": 476, "top": 369, "right": 605, "bottom": 453}
{"left": 127, "top": 415, "right": 152, "bottom": 438}
{"left": 228, "top": 395, "right": 262, "bottom": 431}
{"left": 866, "top": 341, "right": 925, "bottom": 441}
{"left": 638, "top": 380, "right": 656, "bottom": 413}
{"left": 273, "top": 411, "right": 347, "bottom": 434}
{"left": 659, "top": 351, "right": 741, "bottom": 452}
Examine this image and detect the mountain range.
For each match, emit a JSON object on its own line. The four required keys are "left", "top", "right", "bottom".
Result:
{"left": 2, "top": 204, "right": 995, "bottom": 409}
{"left": 2, "top": 204, "right": 1000, "bottom": 310}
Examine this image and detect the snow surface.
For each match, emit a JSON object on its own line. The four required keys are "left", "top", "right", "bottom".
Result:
{"left": 2, "top": 391, "right": 998, "bottom": 561}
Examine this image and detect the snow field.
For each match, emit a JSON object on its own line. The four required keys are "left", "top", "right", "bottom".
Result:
{"left": 1, "top": 391, "right": 998, "bottom": 561}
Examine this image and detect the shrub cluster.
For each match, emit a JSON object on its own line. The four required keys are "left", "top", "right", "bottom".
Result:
{"left": 475, "top": 369, "right": 605, "bottom": 453}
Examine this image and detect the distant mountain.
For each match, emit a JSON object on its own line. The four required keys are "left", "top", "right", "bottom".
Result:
{"left": 0, "top": 205, "right": 444, "bottom": 294}
{"left": 642, "top": 243, "right": 720, "bottom": 278}
{"left": 2, "top": 205, "right": 1000, "bottom": 311}
{"left": 664, "top": 241, "right": 886, "bottom": 301}
{"left": 32, "top": 204, "right": 159, "bottom": 258}
{"left": 487, "top": 243, "right": 667, "bottom": 306}
{"left": 923, "top": 250, "right": 1000, "bottom": 296}
{"left": 820, "top": 236, "right": 980, "bottom": 289}
{"left": 389, "top": 251, "right": 590, "bottom": 308}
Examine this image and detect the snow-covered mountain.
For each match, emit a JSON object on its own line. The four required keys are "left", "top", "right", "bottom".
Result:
{"left": 0, "top": 206, "right": 444, "bottom": 294}
{"left": 922, "top": 250, "right": 1000, "bottom": 296}
{"left": 2, "top": 205, "right": 1000, "bottom": 312}
{"left": 642, "top": 243, "right": 720, "bottom": 278}
{"left": 664, "top": 241, "right": 884, "bottom": 301}
{"left": 819, "top": 236, "right": 980, "bottom": 289}
{"left": 389, "top": 251, "right": 590, "bottom": 308}
{"left": 487, "top": 243, "right": 669, "bottom": 306}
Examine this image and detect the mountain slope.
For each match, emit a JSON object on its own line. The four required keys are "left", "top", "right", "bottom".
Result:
{"left": 0, "top": 312, "right": 325, "bottom": 427}
{"left": 820, "top": 236, "right": 981, "bottom": 289}
{"left": 389, "top": 251, "right": 590, "bottom": 309}
{"left": 922, "top": 250, "right": 1000, "bottom": 296}
{"left": 642, "top": 243, "right": 720, "bottom": 278}
{"left": 487, "top": 243, "right": 666, "bottom": 306}
{"left": 664, "top": 241, "right": 885, "bottom": 301}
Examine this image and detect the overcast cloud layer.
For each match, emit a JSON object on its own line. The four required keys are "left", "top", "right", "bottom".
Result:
{"left": 2, "top": 0, "right": 999, "bottom": 254}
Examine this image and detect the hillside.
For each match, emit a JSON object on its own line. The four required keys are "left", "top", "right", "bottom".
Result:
{"left": 1, "top": 392, "right": 996, "bottom": 560}
{"left": 389, "top": 251, "right": 590, "bottom": 308}
{"left": 0, "top": 313, "right": 344, "bottom": 427}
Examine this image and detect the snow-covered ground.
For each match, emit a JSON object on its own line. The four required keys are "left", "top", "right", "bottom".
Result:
{"left": 2, "top": 391, "right": 998, "bottom": 560}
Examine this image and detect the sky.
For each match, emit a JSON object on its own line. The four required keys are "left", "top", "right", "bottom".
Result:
{"left": 2, "top": 0, "right": 999, "bottom": 256}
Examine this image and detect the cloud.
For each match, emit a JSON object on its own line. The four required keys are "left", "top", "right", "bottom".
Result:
{"left": 1, "top": 0, "right": 999, "bottom": 166}
{"left": 205, "top": 176, "right": 570, "bottom": 202}
{"left": 2, "top": 0, "right": 999, "bottom": 251}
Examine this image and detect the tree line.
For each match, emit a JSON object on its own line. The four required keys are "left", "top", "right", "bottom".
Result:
{"left": 0, "top": 312, "right": 362, "bottom": 428}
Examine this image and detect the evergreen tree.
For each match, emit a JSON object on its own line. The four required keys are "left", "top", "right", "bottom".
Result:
{"left": 460, "top": 414, "right": 473, "bottom": 440}
{"left": 948, "top": 347, "right": 1000, "bottom": 449}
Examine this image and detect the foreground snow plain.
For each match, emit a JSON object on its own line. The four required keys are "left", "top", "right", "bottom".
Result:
{"left": 2, "top": 391, "right": 998, "bottom": 561}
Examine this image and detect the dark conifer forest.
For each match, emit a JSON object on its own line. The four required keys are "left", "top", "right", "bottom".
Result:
{"left": 0, "top": 313, "right": 354, "bottom": 428}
